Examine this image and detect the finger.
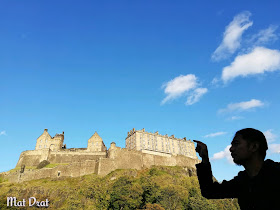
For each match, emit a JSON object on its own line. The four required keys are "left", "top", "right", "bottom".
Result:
{"left": 193, "top": 140, "right": 203, "bottom": 144}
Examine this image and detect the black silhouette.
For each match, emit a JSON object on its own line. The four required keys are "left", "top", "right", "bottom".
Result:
{"left": 194, "top": 128, "right": 280, "bottom": 209}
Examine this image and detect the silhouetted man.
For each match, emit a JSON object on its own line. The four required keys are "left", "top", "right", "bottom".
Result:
{"left": 194, "top": 128, "right": 280, "bottom": 210}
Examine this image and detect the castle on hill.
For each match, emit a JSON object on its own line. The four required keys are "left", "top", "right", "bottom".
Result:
{"left": 4, "top": 128, "right": 199, "bottom": 182}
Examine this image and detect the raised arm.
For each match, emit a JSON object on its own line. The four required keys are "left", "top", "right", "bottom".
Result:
{"left": 193, "top": 140, "right": 239, "bottom": 199}
{"left": 193, "top": 140, "right": 209, "bottom": 164}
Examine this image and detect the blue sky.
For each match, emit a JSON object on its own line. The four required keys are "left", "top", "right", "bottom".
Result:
{"left": 1, "top": 1, "right": 280, "bottom": 182}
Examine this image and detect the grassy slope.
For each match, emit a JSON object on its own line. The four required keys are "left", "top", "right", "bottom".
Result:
{"left": 0, "top": 166, "right": 240, "bottom": 210}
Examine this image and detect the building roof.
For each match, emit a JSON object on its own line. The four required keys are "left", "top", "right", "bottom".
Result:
{"left": 88, "top": 131, "right": 103, "bottom": 142}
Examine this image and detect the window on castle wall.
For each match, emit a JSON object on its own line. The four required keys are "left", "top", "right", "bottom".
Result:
{"left": 40, "top": 139, "right": 42, "bottom": 143}
{"left": 39, "top": 145, "right": 41, "bottom": 148}
{"left": 44, "top": 145, "right": 46, "bottom": 148}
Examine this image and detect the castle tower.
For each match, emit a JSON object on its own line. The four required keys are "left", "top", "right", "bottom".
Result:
{"left": 87, "top": 132, "right": 107, "bottom": 152}
{"left": 51, "top": 132, "right": 64, "bottom": 151}
{"left": 35, "top": 129, "right": 64, "bottom": 152}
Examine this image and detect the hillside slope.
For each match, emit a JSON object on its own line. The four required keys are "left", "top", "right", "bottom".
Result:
{"left": 0, "top": 166, "right": 240, "bottom": 210}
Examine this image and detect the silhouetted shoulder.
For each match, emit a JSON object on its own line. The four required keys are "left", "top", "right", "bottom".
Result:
{"left": 265, "top": 159, "right": 280, "bottom": 167}
{"left": 237, "top": 170, "right": 247, "bottom": 178}
{"left": 264, "top": 159, "right": 280, "bottom": 174}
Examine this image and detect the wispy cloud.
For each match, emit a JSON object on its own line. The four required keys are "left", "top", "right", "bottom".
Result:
{"left": 211, "top": 145, "right": 234, "bottom": 164}
{"left": 269, "top": 144, "right": 280, "bottom": 153}
{"left": 249, "top": 25, "right": 278, "bottom": 46}
{"left": 212, "top": 11, "right": 253, "bottom": 61}
{"left": 0, "top": 131, "right": 7, "bottom": 136}
{"left": 221, "top": 47, "right": 280, "bottom": 83}
{"left": 264, "top": 129, "right": 280, "bottom": 154}
{"left": 264, "top": 129, "right": 277, "bottom": 143}
{"left": 211, "top": 77, "right": 220, "bottom": 85}
{"left": 228, "top": 116, "right": 244, "bottom": 121}
{"left": 161, "top": 74, "right": 207, "bottom": 105}
{"left": 219, "top": 99, "right": 264, "bottom": 113}
{"left": 204, "top": 131, "right": 227, "bottom": 138}
{"left": 185, "top": 88, "right": 208, "bottom": 105}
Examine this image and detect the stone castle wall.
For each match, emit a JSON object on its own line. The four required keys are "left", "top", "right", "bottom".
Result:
{"left": 16, "top": 150, "right": 45, "bottom": 167}
{"left": 4, "top": 160, "right": 98, "bottom": 183}
{"left": 4, "top": 143, "right": 199, "bottom": 183}
{"left": 16, "top": 149, "right": 107, "bottom": 167}
{"left": 2, "top": 129, "right": 200, "bottom": 183}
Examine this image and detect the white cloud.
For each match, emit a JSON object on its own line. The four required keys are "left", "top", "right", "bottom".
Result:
{"left": 185, "top": 88, "right": 208, "bottom": 105}
{"left": 161, "top": 74, "right": 197, "bottom": 104}
{"left": 219, "top": 99, "right": 264, "bottom": 113}
{"left": 269, "top": 144, "right": 280, "bottom": 153}
{"left": 221, "top": 47, "right": 280, "bottom": 82}
{"left": 264, "top": 129, "right": 279, "bottom": 154}
{"left": 212, "top": 11, "right": 253, "bottom": 61}
{"left": 250, "top": 25, "right": 278, "bottom": 46}
{"left": 161, "top": 74, "right": 208, "bottom": 105}
{"left": 211, "top": 77, "right": 220, "bottom": 85}
{"left": 228, "top": 116, "right": 243, "bottom": 120}
{"left": 264, "top": 129, "right": 277, "bottom": 143}
{"left": 211, "top": 145, "right": 234, "bottom": 164}
{"left": 204, "top": 131, "right": 227, "bottom": 138}
{"left": 0, "top": 131, "right": 7, "bottom": 136}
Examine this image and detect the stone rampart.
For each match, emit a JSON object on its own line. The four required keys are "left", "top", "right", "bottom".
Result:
{"left": 48, "top": 152, "right": 106, "bottom": 163}
{"left": 16, "top": 149, "right": 107, "bottom": 167}
{"left": 97, "top": 146, "right": 199, "bottom": 176}
{"left": 4, "top": 160, "right": 98, "bottom": 183}
{"left": 7, "top": 141, "right": 199, "bottom": 183}
{"left": 16, "top": 150, "right": 43, "bottom": 167}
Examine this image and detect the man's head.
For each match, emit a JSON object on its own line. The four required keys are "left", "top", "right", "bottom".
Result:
{"left": 229, "top": 128, "right": 268, "bottom": 165}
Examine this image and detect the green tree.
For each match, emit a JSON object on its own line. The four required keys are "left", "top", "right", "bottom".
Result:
{"left": 143, "top": 203, "right": 165, "bottom": 210}
{"left": 108, "top": 176, "right": 143, "bottom": 210}
{"left": 187, "top": 197, "right": 217, "bottom": 210}
{"left": 157, "top": 184, "right": 189, "bottom": 210}
{"left": 140, "top": 176, "right": 161, "bottom": 205}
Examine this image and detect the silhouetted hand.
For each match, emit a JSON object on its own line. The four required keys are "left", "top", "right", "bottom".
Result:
{"left": 193, "top": 140, "right": 209, "bottom": 163}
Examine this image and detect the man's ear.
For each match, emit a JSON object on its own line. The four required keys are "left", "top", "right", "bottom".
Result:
{"left": 249, "top": 142, "right": 260, "bottom": 153}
